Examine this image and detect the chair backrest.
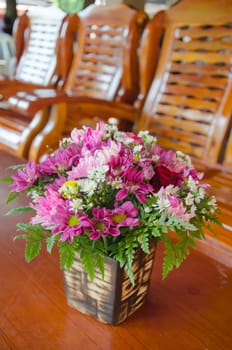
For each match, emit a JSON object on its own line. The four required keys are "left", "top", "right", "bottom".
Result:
{"left": 11, "top": 5, "right": 79, "bottom": 88}
{"left": 137, "top": 0, "right": 232, "bottom": 163}
{"left": 63, "top": 3, "right": 148, "bottom": 103}
{"left": 0, "top": 32, "right": 15, "bottom": 77}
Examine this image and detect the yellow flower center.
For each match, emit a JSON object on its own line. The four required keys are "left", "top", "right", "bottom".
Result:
{"left": 96, "top": 222, "right": 104, "bottom": 231}
{"left": 68, "top": 215, "right": 80, "bottom": 227}
{"left": 112, "top": 214, "right": 126, "bottom": 223}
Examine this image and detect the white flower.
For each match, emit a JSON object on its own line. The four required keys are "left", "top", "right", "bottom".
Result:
{"left": 79, "top": 179, "right": 97, "bottom": 195}
{"left": 195, "top": 187, "right": 205, "bottom": 203}
{"left": 88, "top": 165, "right": 109, "bottom": 183}
{"left": 185, "top": 192, "right": 194, "bottom": 206}
{"left": 190, "top": 204, "right": 197, "bottom": 216}
{"left": 111, "top": 178, "right": 122, "bottom": 189}
{"left": 144, "top": 206, "right": 152, "bottom": 213}
{"left": 138, "top": 130, "right": 156, "bottom": 144}
{"left": 187, "top": 176, "right": 198, "bottom": 192}
{"left": 208, "top": 196, "right": 217, "bottom": 207}
{"left": 157, "top": 197, "right": 170, "bottom": 210}
{"left": 70, "top": 198, "right": 84, "bottom": 213}
{"left": 133, "top": 144, "right": 143, "bottom": 153}
{"left": 59, "top": 137, "right": 71, "bottom": 147}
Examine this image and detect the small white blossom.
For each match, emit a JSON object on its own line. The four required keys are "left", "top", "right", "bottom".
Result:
{"left": 187, "top": 176, "right": 198, "bottom": 192}
{"left": 157, "top": 197, "right": 170, "bottom": 210}
{"left": 138, "top": 130, "right": 156, "bottom": 144}
{"left": 133, "top": 144, "right": 143, "bottom": 153}
{"left": 195, "top": 187, "right": 205, "bottom": 203}
{"left": 88, "top": 165, "right": 109, "bottom": 182}
{"left": 185, "top": 192, "right": 194, "bottom": 206}
{"left": 111, "top": 178, "right": 122, "bottom": 189}
{"left": 79, "top": 179, "right": 97, "bottom": 195}
{"left": 59, "top": 137, "right": 71, "bottom": 147}
{"left": 190, "top": 204, "right": 197, "bottom": 216}
{"left": 208, "top": 196, "right": 217, "bottom": 207}
{"left": 70, "top": 198, "right": 84, "bottom": 213}
{"left": 144, "top": 206, "right": 152, "bottom": 213}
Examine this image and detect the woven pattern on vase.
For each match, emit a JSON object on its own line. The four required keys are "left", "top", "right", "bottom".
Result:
{"left": 63, "top": 242, "right": 156, "bottom": 324}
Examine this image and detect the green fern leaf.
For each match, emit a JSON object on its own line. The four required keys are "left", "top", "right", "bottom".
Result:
{"left": 46, "top": 235, "right": 57, "bottom": 254}
{"left": 95, "top": 252, "right": 105, "bottom": 279}
{"left": 6, "top": 206, "right": 34, "bottom": 216}
{"left": 59, "top": 241, "right": 76, "bottom": 270}
{"left": 6, "top": 192, "right": 19, "bottom": 204}
{"left": 139, "top": 232, "right": 149, "bottom": 253}
{"left": 16, "top": 223, "right": 45, "bottom": 238}
{"left": 0, "top": 177, "right": 12, "bottom": 183}
{"left": 25, "top": 240, "right": 42, "bottom": 262}
{"left": 80, "top": 251, "right": 95, "bottom": 281}
{"left": 161, "top": 236, "right": 176, "bottom": 279}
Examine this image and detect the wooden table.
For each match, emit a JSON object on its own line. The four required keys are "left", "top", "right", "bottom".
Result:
{"left": 1, "top": 150, "right": 232, "bottom": 350}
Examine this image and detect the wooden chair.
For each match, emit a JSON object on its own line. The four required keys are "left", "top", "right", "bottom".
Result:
{"left": 0, "top": 5, "right": 79, "bottom": 157}
{"left": 0, "top": 6, "right": 78, "bottom": 98}
{"left": 4, "top": 3, "right": 148, "bottom": 160}
{"left": 136, "top": 0, "right": 232, "bottom": 164}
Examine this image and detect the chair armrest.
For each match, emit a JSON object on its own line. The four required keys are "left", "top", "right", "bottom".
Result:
{"left": 8, "top": 89, "right": 68, "bottom": 116}
{"left": 1, "top": 83, "right": 56, "bottom": 101}
{"left": 8, "top": 89, "right": 138, "bottom": 123}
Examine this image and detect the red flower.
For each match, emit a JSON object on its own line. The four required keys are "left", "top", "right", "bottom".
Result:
{"left": 152, "top": 166, "right": 182, "bottom": 191}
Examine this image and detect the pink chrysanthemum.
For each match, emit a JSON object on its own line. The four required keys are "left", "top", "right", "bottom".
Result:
{"left": 30, "top": 188, "right": 64, "bottom": 227}
{"left": 116, "top": 168, "right": 153, "bottom": 203}
{"left": 111, "top": 201, "right": 140, "bottom": 228}
{"left": 10, "top": 161, "right": 39, "bottom": 192}
{"left": 52, "top": 203, "right": 92, "bottom": 242}
{"left": 39, "top": 143, "right": 81, "bottom": 175}
{"left": 89, "top": 208, "right": 119, "bottom": 240}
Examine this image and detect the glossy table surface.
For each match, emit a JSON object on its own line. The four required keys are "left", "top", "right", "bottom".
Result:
{"left": 0, "top": 150, "right": 232, "bottom": 350}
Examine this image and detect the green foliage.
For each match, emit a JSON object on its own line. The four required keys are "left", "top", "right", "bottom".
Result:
{"left": 25, "top": 240, "right": 42, "bottom": 263}
{"left": 46, "top": 235, "right": 59, "bottom": 254}
{"left": 14, "top": 223, "right": 46, "bottom": 263}
{"left": 0, "top": 177, "right": 12, "bottom": 184}
{"left": 59, "top": 241, "right": 76, "bottom": 270}
{"left": 6, "top": 206, "right": 34, "bottom": 216}
{"left": 6, "top": 191, "right": 19, "bottom": 204}
{"left": 58, "top": 235, "right": 106, "bottom": 281}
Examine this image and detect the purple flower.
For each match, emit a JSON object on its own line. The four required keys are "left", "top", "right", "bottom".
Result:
{"left": 111, "top": 201, "right": 140, "bottom": 228}
{"left": 80, "top": 122, "right": 106, "bottom": 153}
{"left": 107, "top": 148, "right": 133, "bottom": 178}
{"left": 10, "top": 161, "right": 39, "bottom": 192}
{"left": 30, "top": 187, "right": 64, "bottom": 227}
{"left": 39, "top": 143, "right": 81, "bottom": 175}
{"left": 52, "top": 203, "right": 92, "bottom": 242}
{"left": 88, "top": 208, "right": 119, "bottom": 240}
{"left": 116, "top": 168, "right": 153, "bottom": 203}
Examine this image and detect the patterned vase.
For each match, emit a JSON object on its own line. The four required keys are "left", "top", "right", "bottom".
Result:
{"left": 63, "top": 241, "right": 156, "bottom": 325}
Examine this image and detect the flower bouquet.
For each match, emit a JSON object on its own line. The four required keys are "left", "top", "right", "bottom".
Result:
{"left": 5, "top": 122, "right": 220, "bottom": 285}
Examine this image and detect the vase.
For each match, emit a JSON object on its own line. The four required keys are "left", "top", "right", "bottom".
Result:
{"left": 63, "top": 241, "right": 156, "bottom": 325}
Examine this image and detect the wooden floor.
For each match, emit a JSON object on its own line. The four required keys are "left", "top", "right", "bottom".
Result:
{"left": 1, "top": 150, "right": 232, "bottom": 349}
